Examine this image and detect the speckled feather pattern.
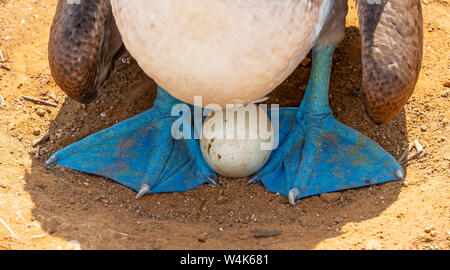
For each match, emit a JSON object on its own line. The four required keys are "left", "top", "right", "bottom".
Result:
{"left": 316, "top": 0, "right": 348, "bottom": 49}
{"left": 49, "top": 0, "right": 423, "bottom": 124}
{"left": 358, "top": 0, "right": 423, "bottom": 124}
{"left": 111, "top": 0, "right": 332, "bottom": 107}
{"left": 48, "top": 0, "right": 122, "bottom": 103}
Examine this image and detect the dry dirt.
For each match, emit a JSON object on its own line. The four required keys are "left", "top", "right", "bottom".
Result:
{"left": 0, "top": 0, "right": 448, "bottom": 250}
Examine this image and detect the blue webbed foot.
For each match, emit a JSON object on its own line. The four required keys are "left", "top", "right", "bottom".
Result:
{"left": 251, "top": 46, "right": 404, "bottom": 205}
{"left": 46, "top": 86, "right": 217, "bottom": 198}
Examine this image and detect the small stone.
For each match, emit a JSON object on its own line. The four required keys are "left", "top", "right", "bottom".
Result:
{"left": 421, "top": 125, "right": 427, "bottom": 132}
{"left": 100, "top": 112, "right": 107, "bottom": 118}
{"left": 253, "top": 230, "right": 281, "bottom": 238}
{"left": 36, "top": 107, "right": 45, "bottom": 117}
{"left": 120, "top": 56, "right": 131, "bottom": 64}
{"left": 49, "top": 134, "right": 57, "bottom": 141}
{"left": 300, "top": 57, "right": 311, "bottom": 67}
{"left": 101, "top": 199, "right": 109, "bottom": 204}
{"left": 43, "top": 216, "right": 62, "bottom": 234}
{"left": 49, "top": 93, "right": 59, "bottom": 103}
{"left": 430, "top": 231, "right": 438, "bottom": 237}
{"left": 319, "top": 192, "right": 340, "bottom": 203}
{"left": 68, "top": 199, "right": 75, "bottom": 205}
{"left": 33, "top": 128, "right": 41, "bottom": 136}
{"left": 198, "top": 234, "right": 207, "bottom": 243}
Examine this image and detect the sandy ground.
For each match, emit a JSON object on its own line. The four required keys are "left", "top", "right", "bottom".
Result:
{"left": 0, "top": 0, "right": 448, "bottom": 250}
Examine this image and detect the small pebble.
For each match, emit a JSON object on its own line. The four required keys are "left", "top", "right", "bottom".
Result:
{"left": 198, "top": 234, "right": 207, "bottom": 243}
{"left": 36, "top": 107, "right": 45, "bottom": 117}
{"left": 33, "top": 128, "right": 41, "bottom": 136}
{"left": 300, "top": 57, "right": 311, "bottom": 66}
{"left": 319, "top": 192, "right": 340, "bottom": 203}
{"left": 254, "top": 230, "right": 281, "bottom": 238}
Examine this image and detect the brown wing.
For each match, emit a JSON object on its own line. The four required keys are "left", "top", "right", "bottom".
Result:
{"left": 48, "top": 0, "right": 123, "bottom": 104}
{"left": 358, "top": 0, "right": 423, "bottom": 124}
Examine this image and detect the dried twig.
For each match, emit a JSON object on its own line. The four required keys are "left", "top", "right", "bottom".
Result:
{"left": 263, "top": 240, "right": 280, "bottom": 246}
{"left": 254, "top": 230, "right": 281, "bottom": 238}
{"left": 0, "top": 63, "right": 10, "bottom": 71}
{"left": 398, "top": 142, "right": 415, "bottom": 164}
{"left": 413, "top": 139, "right": 424, "bottom": 154}
{"left": 30, "top": 233, "right": 47, "bottom": 239}
{"left": 399, "top": 139, "right": 425, "bottom": 165}
{"left": 22, "top": 95, "right": 57, "bottom": 107}
{"left": 0, "top": 94, "right": 5, "bottom": 106}
{"left": 32, "top": 133, "right": 52, "bottom": 147}
{"left": 406, "top": 139, "right": 425, "bottom": 162}
{"left": 35, "top": 146, "right": 40, "bottom": 159}
{"left": 0, "top": 217, "right": 18, "bottom": 239}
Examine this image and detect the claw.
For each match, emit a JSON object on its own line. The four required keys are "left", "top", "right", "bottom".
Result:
{"left": 394, "top": 169, "right": 404, "bottom": 181}
{"left": 288, "top": 187, "right": 300, "bottom": 206}
{"left": 135, "top": 183, "right": 150, "bottom": 199}
{"left": 44, "top": 154, "right": 58, "bottom": 166}
{"left": 207, "top": 175, "right": 218, "bottom": 186}
{"left": 246, "top": 175, "right": 259, "bottom": 185}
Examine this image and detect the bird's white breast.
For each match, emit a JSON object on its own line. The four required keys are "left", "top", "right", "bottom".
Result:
{"left": 111, "top": 0, "right": 331, "bottom": 107}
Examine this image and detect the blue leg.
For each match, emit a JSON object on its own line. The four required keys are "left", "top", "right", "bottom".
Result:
{"left": 251, "top": 45, "right": 404, "bottom": 205}
{"left": 46, "top": 86, "right": 217, "bottom": 198}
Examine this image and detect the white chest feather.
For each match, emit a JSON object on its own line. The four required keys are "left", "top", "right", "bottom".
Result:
{"left": 111, "top": 0, "right": 331, "bottom": 107}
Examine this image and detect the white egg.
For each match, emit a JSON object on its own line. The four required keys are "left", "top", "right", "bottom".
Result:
{"left": 200, "top": 105, "right": 274, "bottom": 178}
